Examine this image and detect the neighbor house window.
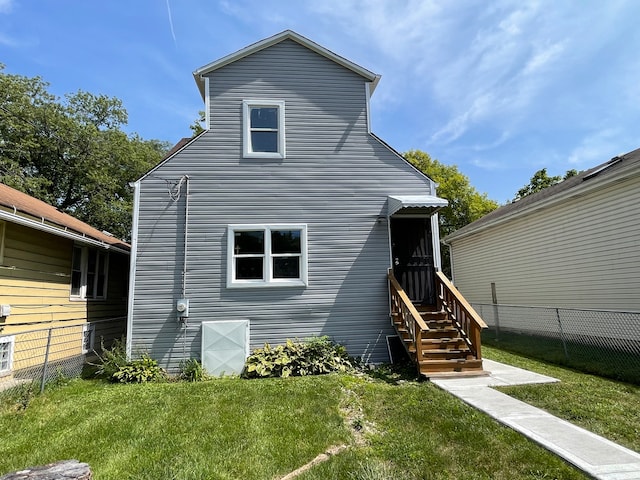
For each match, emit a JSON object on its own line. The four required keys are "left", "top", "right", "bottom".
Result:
{"left": 82, "top": 324, "right": 95, "bottom": 354}
{"left": 0, "top": 336, "right": 14, "bottom": 376}
{"left": 242, "top": 100, "right": 285, "bottom": 159}
{"left": 227, "top": 224, "right": 307, "bottom": 287}
{"left": 70, "top": 246, "right": 109, "bottom": 300}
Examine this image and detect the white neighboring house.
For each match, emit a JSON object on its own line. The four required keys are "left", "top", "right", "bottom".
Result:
{"left": 443, "top": 147, "right": 640, "bottom": 313}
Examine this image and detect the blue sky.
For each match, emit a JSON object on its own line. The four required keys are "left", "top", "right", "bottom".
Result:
{"left": 1, "top": 1, "right": 639, "bottom": 203}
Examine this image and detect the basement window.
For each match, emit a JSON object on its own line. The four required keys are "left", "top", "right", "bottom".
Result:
{"left": 82, "top": 324, "right": 96, "bottom": 354}
{"left": 242, "top": 100, "right": 286, "bottom": 159}
{"left": 227, "top": 224, "right": 307, "bottom": 288}
{"left": 71, "top": 246, "right": 109, "bottom": 300}
{"left": 0, "top": 336, "right": 14, "bottom": 376}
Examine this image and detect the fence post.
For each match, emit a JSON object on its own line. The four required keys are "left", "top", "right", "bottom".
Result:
{"left": 555, "top": 308, "right": 570, "bottom": 361}
{"left": 491, "top": 282, "right": 500, "bottom": 340}
{"left": 40, "top": 327, "right": 53, "bottom": 393}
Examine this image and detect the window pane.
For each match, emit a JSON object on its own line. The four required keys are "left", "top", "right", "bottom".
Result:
{"left": 0, "top": 342, "right": 9, "bottom": 371}
{"left": 272, "top": 230, "right": 301, "bottom": 254}
{"left": 250, "top": 107, "right": 278, "bottom": 129}
{"left": 251, "top": 131, "right": 278, "bottom": 153}
{"left": 234, "top": 231, "right": 264, "bottom": 254}
{"left": 273, "top": 257, "right": 300, "bottom": 279}
{"left": 236, "top": 257, "right": 264, "bottom": 280}
{"left": 71, "top": 271, "right": 82, "bottom": 296}
{"left": 86, "top": 273, "right": 96, "bottom": 298}
{"left": 72, "top": 246, "right": 82, "bottom": 270}
{"left": 87, "top": 249, "right": 97, "bottom": 273}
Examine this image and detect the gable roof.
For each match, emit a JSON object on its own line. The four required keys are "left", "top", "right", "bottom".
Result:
{"left": 0, "top": 183, "right": 130, "bottom": 253}
{"left": 192, "top": 30, "right": 381, "bottom": 100}
{"left": 444, "top": 147, "right": 640, "bottom": 243}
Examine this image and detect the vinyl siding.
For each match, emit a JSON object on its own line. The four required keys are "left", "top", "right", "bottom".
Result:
{"left": 131, "top": 40, "right": 434, "bottom": 370}
{"left": 0, "top": 222, "right": 129, "bottom": 333}
{"left": 449, "top": 174, "right": 640, "bottom": 311}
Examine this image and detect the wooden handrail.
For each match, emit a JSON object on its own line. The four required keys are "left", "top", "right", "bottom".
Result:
{"left": 388, "top": 270, "right": 429, "bottom": 332}
{"left": 388, "top": 269, "right": 429, "bottom": 363}
{"left": 435, "top": 271, "right": 488, "bottom": 329}
{"left": 435, "top": 270, "right": 487, "bottom": 359}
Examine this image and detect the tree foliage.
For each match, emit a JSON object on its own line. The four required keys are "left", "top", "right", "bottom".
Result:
{"left": 404, "top": 150, "right": 499, "bottom": 275}
{"left": 0, "top": 66, "right": 169, "bottom": 240}
{"left": 514, "top": 168, "right": 579, "bottom": 200}
{"left": 404, "top": 150, "right": 499, "bottom": 238}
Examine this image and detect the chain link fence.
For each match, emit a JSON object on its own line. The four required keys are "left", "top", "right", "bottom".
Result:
{"left": 0, "top": 317, "right": 125, "bottom": 400}
{"left": 474, "top": 303, "right": 640, "bottom": 384}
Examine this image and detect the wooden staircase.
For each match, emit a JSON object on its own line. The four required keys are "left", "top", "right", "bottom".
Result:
{"left": 389, "top": 270, "right": 488, "bottom": 378}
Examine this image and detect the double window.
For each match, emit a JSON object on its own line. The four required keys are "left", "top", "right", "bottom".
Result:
{"left": 242, "top": 100, "right": 285, "bottom": 159}
{"left": 0, "top": 336, "right": 14, "bottom": 376}
{"left": 71, "top": 246, "right": 109, "bottom": 300}
{"left": 227, "top": 225, "right": 307, "bottom": 287}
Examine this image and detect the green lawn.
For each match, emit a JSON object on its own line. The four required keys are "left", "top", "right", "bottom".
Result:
{"left": 0, "top": 372, "right": 587, "bottom": 480}
{"left": 484, "top": 346, "right": 640, "bottom": 453}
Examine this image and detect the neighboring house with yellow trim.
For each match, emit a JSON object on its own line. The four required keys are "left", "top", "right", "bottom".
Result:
{"left": 0, "top": 183, "right": 130, "bottom": 382}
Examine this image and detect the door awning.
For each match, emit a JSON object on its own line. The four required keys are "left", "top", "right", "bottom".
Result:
{"left": 387, "top": 195, "right": 448, "bottom": 216}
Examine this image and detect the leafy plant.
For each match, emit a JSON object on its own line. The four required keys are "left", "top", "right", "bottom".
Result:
{"left": 179, "top": 358, "right": 207, "bottom": 382}
{"left": 244, "top": 336, "right": 354, "bottom": 378}
{"left": 90, "top": 336, "right": 128, "bottom": 381}
{"left": 112, "top": 354, "right": 166, "bottom": 384}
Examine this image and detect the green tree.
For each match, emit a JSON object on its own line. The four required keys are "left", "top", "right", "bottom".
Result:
{"left": 190, "top": 110, "right": 206, "bottom": 137}
{"left": 404, "top": 150, "right": 499, "bottom": 275}
{"left": 514, "top": 168, "right": 579, "bottom": 200}
{"left": 0, "top": 66, "right": 169, "bottom": 240}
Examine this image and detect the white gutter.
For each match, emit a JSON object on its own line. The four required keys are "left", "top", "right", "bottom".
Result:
{"left": 0, "top": 210, "right": 130, "bottom": 255}
{"left": 126, "top": 180, "right": 141, "bottom": 359}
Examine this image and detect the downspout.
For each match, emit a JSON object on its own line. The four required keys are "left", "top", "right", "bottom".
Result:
{"left": 126, "top": 180, "right": 141, "bottom": 359}
{"left": 182, "top": 176, "right": 190, "bottom": 299}
{"left": 180, "top": 176, "right": 190, "bottom": 363}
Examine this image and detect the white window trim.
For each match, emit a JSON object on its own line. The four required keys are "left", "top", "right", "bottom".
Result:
{"left": 70, "top": 245, "right": 109, "bottom": 301}
{"left": 82, "top": 323, "right": 96, "bottom": 354}
{"left": 242, "top": 99, "right": 286, "bottom": 159}
{"left": 0, "top": 220, "right": 5, "bottom": 265}
{"left": 227, "top": 224, "right": 307, "bottom": 288}
{"left": 0, "top": 335, "right": 15, "bottom": 376}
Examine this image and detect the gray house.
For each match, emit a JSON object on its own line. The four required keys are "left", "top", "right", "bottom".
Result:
{"left": 127, "top": 30, "right": 486, "bottom": 376}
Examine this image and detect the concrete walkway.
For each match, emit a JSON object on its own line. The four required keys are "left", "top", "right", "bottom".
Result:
{"left": 431, "top": 359, "right": 640, "bottom": 480}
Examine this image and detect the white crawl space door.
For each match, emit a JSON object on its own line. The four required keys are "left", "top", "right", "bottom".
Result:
{"left": 201, "top": 320, "right": 250, "bottom": 376}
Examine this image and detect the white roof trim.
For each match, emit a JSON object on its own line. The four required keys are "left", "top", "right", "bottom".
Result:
{"left": 388, "top": 195, "right": 448, "bottom": 216}
{"left": 0, "top": 210, "right": 130, "bottom": 255}
{"left": 192, "top": 30, "right": 381, "bottom": 100}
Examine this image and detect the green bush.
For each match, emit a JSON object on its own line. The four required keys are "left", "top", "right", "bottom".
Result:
{"left": 179, "top": 358, "right": 207, "bottom": 382}
{"left": 243, "top": 336, "right": 354, "bottom": 378}
{"left": 112, "top": 354, "right": 166, "bottom": 384}
{"left": 91, "top": 336, "right": 128, "bottom": 380}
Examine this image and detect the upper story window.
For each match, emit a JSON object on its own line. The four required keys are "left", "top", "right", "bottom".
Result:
{"left": 71, "top": 245, "right": 109, "bottom": 300}
{"left": 227, "top": 224, "right": 307, "bottom": 288}
{"left": 242, "top": 100, "right": 286, "bottom": 159}
{"left": 0, "top": 336, "right": 14, "bottom": 376}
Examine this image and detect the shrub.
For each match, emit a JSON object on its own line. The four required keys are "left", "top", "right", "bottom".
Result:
{"left": 179, "top": 358, "right": 207, "bottom": 382}
{"left": 243, "top": 336, "right": 354, "bottom": 378}
{"left": 91, "top": 336, "right": 128, "bottom": 380}
{"left": 112, "top": 354, "right": 166, "bottom": 384}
